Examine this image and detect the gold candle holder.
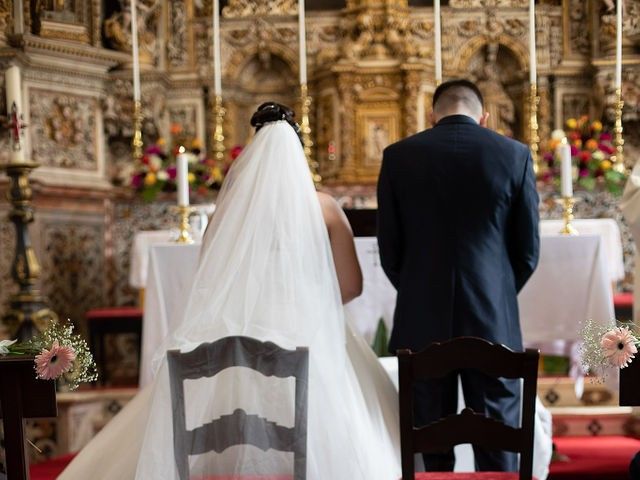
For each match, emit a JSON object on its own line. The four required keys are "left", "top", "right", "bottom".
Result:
{"left": 611, "top": 87, "right": 625, "bottom": 173}
{"left": 556, "top": 196, "right": 579, "bottom": 236}
{"left": 213, "top": 95, "right": 225, "bottom": 162}
{"left": 0, "top": 162, "right": 58, "bottom": 340}
{"left": 173, "top": 205, "right": 195, "bottom": 244}
{"left": 132, "top": 100, "right": 144, "bottom": 161}
{"left": 529, "top": 83, "right": 540, "bottom": 175}
{"left": 300, "top": 83, "right": 321, "bottom": 185}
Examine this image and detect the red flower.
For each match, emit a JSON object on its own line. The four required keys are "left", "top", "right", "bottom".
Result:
{"left": 230, "top": 145, "right": 243, "bottom": 160}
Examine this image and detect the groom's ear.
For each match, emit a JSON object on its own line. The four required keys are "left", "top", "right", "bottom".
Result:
{"left": 430, "top": 112, "right": 437, "bottom": 127}
{"left": 479, "top": 111, "right": 490, "bottom": 128}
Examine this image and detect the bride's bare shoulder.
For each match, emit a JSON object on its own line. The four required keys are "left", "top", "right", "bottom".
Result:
{"left": 316, "top": 191, "right": 340, "bottom": 223}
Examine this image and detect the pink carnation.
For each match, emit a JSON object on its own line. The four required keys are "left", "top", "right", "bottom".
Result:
{"left": 35, "top": 341, "right": 76, "bottom": 380}
{"left": 600, "top": 327, "right": 638, "bottom": 368}
{"left": 599, "top": 132, "right": 612, "bottom": 142}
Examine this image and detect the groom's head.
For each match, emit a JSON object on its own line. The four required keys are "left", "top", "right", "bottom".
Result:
{"left": 431, "top": 79, "right": 486, "bottom": 126}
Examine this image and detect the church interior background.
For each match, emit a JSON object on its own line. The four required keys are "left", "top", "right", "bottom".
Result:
{"left": 0, "top": 0, "right": 640, "bottom": 468}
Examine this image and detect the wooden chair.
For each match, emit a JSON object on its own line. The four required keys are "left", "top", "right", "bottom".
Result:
{"left": 398, "top": 337, "right": 539, "bottom": 480}
{"left": 167, "top": 336, "right": 309, "bottom": 480}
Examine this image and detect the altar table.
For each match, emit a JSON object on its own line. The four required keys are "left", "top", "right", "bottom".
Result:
{"left": 139, "top": 232, "right": 614, "bottom": 387}
{"left": 347, "top": 233, "right": 616, "bottom": 348}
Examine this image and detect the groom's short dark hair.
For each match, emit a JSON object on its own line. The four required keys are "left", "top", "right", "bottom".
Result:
{"left": 433, "top": 79, "right": 484, "bottom": 111}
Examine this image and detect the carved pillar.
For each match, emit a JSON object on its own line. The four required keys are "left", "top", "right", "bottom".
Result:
{"left": 337, "top": 72, "right": 357, "bottom": 180}
{"left": 538, "top": 75, "right": 551, "bottom": 145}
{"left": 402, "top": 66, "right": 424, "bottom": 137}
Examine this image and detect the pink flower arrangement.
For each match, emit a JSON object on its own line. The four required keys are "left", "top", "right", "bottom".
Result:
{"left": 600, "top": 326, "right": 638, "bottom": 368}
{"left": 581, "top": 320, "right": 640, "bottom": 375}
{"left": 0, "top": 320, "right": 98, "bottom": 390}
{"left": 35, "top": 340, "right": 76, "bottom": 380}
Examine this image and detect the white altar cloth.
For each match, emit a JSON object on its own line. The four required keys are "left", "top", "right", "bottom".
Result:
{"left": 346, "top": 233, "right": 616, "bottom": 348}
{"left": 540, "top": 218, "right": 624, "bottom": 282}
{"left": 139, "top": 232, "right": 615, "bottom": 386}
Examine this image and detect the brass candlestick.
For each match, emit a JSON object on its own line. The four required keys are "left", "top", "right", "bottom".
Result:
{"left": 611, "top": 87, "right": 625, "bottom": 173}
{"left": 132, "top": 99, "right": 144, "bottom": 161}
{"left": 556, "top": 196, "right": 579, "bottom": 236}
{"left": 529, "top": 83, "right": 540, "bottom": 175}
{"left": 300, "top": 83, "right": 321, "bottom": 185}
{"left": 0, "top": 162, "right": 58, "bottom": 340}
{"left": 213, "top": 95, "right": 225, "bottom": 162}
{"left": 173, "top": 205, "right": 195, "bottom": 244}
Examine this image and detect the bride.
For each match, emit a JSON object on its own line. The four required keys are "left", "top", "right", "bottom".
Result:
{"left": 59, "top": 103, "right": 401, "bottom": 479}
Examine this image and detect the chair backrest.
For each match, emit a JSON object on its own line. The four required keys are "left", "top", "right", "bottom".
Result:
{"left": 167, "top": 336, "right": 309, "bottom": 480}
{"left": 397, "top": 336, "right": 539, "bottom": 480}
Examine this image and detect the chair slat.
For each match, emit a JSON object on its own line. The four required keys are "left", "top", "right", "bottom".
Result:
{"left": 188, "top": 409, "right": 295, "bottom": 455}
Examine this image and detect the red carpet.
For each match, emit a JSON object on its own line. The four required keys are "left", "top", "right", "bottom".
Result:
{"left": 29, "top": 453, "right": 76, "bottom": 479}
{"left": 548, "top": 436, "right": 640, "bottom": 480}
{"left": 28, "top": 436, "right": 640, "bottom": 480}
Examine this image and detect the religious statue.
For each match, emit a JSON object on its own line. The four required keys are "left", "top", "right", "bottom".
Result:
{"left": 104, "top": 0, "right": 160, "bottom": 66}
{"left": 475, "top": 43, "right": 516, "bottom": 137}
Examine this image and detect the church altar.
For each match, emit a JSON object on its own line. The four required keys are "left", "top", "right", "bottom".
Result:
{"left": 137, "top": 220, "right": 618, "bottom": 386}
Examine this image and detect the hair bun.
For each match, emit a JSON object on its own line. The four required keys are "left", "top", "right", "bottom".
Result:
{"left": 250, "top": 102, "right": 301, "bottom": 136}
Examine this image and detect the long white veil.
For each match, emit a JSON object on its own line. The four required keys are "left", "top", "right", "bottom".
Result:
{"left": 135, "top": 121, "right": 400, "bottom": 479}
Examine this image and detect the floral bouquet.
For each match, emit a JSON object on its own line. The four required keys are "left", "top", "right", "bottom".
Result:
{"left": 580, "top": 319, "right": 639, "bottom": 376}
{"left": 0, "top": 320, "right": 98, "bottom": 390}
{"left": 539, "top": 116, "right": 627, "bottom": 196}
{"left": 130, "top": 126, "right": 242, "bottom": 202}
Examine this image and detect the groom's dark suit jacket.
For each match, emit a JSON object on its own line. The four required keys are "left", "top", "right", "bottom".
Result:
{"left": 377, "top": 114, "right": 540, "bottom": 353}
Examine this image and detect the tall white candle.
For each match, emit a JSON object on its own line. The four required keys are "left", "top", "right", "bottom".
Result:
{"left": 5, "top": 65, "right": 25, "bottom": 163}
{"left": 559, "top": 141, "right": 573, "bottom": 198}
{"left": 434, "top": 0, "right": 442, "bottom": 84}
{"left": 615, "top": 0, "right": 622, "bottom": 89}
{"left": 529, "top": 0, "right": 537, "bottom": 84}
{"left": 213, "top": 0, "right": 222, "bottom": 96}
{"left": 130, "top": 0, "right": 141, "bottom": 103}
{"left": 176, "top": 149, "right": 190, "bottom": 207}
{"left": 298, "top": 0, "right": 307, "bottom": 85}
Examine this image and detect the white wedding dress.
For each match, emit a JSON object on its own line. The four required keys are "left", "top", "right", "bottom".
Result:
{"left": 59, "top": 121, "right": 401, "bottom": 479}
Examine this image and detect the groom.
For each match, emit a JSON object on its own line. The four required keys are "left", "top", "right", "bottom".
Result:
{"left": 377, "top": 79, "right": 540, "bottom": 472}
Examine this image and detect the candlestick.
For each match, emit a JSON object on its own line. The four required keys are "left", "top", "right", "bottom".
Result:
{"left": 298, "top": 0, "right": 307, "bottom": 85}
{"left": 434, "top": 0, "right": 442, "bottom": 84}
{"left": 559, "top": 139, "right": 573, "bottom": 198}
{"left": 212, "top": 0, "right": 222, "bottom": 96}
{"left": 529, "top": 83, "right": 540, "bottom": 174}
{"left": 130, "top": 0, "right": 141, "bottom": 103}
{"left": 300, "top": 83, "right": 320, "bottom": 185}
{"left": 615, "top": 0, "right": 622, "bottom": 89}
{"left": 213, "top": 95, "right": 225, "bottom": 162}
{"left": 132, "top": 100, "right": 143, "bottom": 161}
{"left": 172, "top": 205, "right": 195, "bottom": 244}
{"left": 612, "top": 87, "right": 625, "bottom": 173}
{"left": 176, "top": 148, "right": 190, "bottom": 207}
{"left": 5, "top": 66, "right": 25, "bottom": 163}
{"left": 556, "top": 197, "right": 579, "bottom": 236}
{"left": 0, "top": 163, "right": 58, "bottom": 340}
{"left": 529, "top": 0, "right": 536, "bottom": 84}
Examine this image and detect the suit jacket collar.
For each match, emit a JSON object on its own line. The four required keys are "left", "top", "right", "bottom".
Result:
{"left": 435, "top": 114, "right": 478, "bottom": 127}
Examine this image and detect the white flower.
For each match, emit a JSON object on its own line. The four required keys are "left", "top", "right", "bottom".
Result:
{"left": 157, "top": 170, "right": 169, "bottom": 181}
{"left": 552, "top": 129, "right": 566, "bottom": 140}
{"left": 149, "top": 155, "right": 163, "bottom": 171}
{"left": 185, "top": 153, "right": 198, "bottom": 164}
{"left": 0, "top": 339, "right": 17, "bottom": 355}
{"left": 592, "top": 150, "right": 605, "bottom": 161}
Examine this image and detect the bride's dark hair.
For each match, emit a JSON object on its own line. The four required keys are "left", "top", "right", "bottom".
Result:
{"left": 250, "top": 102, "right": 302, "bottom": 139}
